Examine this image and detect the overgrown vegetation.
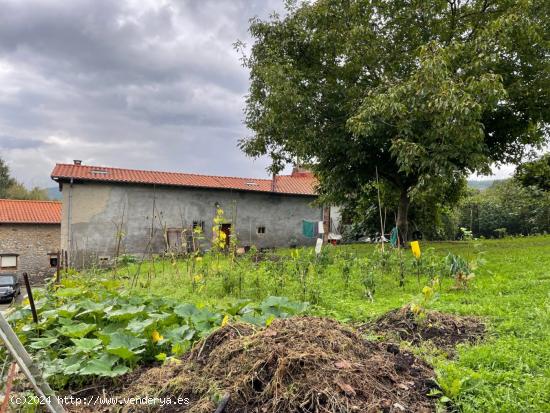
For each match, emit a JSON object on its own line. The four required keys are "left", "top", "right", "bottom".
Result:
{"left": 2, "top": 276, "right": 307, "bottom": 389}
{"left": 459, "top": 179, "right": 550, "bottom": 238}
{"left": 2, "top": 236, "right": 549, "bottom": 412}
{"left": 342, "top": 178, "right": 550, "bottom": 240}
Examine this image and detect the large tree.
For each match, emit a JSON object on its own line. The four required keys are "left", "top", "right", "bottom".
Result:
{"left": 0, "top": 158, "right": 16, "bottom": 198}
{"left": 240, "top": 0, "right": 549, "bottom": 240}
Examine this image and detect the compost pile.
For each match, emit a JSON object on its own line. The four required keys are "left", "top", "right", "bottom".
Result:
{"left": 70, "top": 317, "right": 436, "bottom": 413}
{"left": 362, "top": 306, "right": 485, "bottom": 353}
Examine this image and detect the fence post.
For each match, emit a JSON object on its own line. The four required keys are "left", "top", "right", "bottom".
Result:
{"left": 22, "top": 273, "right": 38, "bottom": 324}
{"left": 56, "top": 250, "right": 61, "bottom": 283}
{"left": 64, "top": 250, "right": 69, "bottom": 274}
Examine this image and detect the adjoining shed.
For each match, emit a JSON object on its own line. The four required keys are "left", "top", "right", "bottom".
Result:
{"left": 0, "top": 199, "right": 61, "bottom": 283}
{"left": 51, "top": 162, "right": 337, "bottom": 267}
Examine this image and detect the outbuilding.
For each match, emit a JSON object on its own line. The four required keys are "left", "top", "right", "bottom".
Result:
{"left": 51, "top": 162, "right": 337, "bottom": 267}
{"left": 0, "top": 199, "right": 61, "bottom": 283}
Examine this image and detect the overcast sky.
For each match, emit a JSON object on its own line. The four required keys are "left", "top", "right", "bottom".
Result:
{"left": 0, "top": 0, "right": 513, "bottom": 189}
{"left": 0, "top": 0, "right": 288, "bottom": 188}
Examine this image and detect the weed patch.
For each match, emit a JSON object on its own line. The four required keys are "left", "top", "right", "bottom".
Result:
{"left": 361, "top": 306, "right": 486, "bottom": 354}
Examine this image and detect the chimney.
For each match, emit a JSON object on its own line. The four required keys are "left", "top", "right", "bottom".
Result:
{"left": 291, "top": 165, "right": 312, "bottom": 177}
{"left": 73, "top": 160, "right": 82, "bottom": 165}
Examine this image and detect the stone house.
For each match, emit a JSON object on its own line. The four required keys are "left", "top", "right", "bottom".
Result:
{"left": 0, "top": 199, "right": 61, "bottom": 283}
{"left": 51, "top": 162, "right": 335, "bottom": 267}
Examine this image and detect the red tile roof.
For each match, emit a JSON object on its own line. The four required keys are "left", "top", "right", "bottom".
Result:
{"left": 0, "top": 199, "right": 61, "bottom": 224}
{"left": 51, "top": 164, "right": 318, "bottom": 196}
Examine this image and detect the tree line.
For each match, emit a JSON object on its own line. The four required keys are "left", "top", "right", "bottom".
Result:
{"left": 0, "top": 157, "right": 48, "bottom": 200}
{"left": 340, "top": 154, "right": 550, "bottom": 240}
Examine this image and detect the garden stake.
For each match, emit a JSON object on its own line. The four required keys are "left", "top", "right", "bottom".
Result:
{"left": 55, "top": 250, "right": 61, "bottom": 283}
{"left": 23, "top": 273, "right": 38, "bottom": 324}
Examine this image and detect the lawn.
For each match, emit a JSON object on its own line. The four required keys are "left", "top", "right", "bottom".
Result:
{"left": 110, "top": 236, "right": 550, "bottom": 412}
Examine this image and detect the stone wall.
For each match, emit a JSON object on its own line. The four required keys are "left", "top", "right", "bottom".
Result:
{"left": 0, "top": 223, "right": 61, "bottom": 284}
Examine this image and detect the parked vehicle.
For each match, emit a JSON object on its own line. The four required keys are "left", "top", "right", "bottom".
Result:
{"left": 0, "top": 273, "right": 21, "bottom": 303}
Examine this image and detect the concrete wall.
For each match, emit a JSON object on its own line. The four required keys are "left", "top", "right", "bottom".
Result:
{"left": 61, "top": 182, "right": 322, "bottom": 266}
{"left": 0, "top": 223, "right": 60, "bottom": 283}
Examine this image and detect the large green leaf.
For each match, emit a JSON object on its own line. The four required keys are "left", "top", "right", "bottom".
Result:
{"left": 259, "top": 296, "right": 309, "bottom": 317}
{"left": 29, "top": 337, "right": 58, "bottom": 349}
{"left": 106, "top": 305, "right": 146, "bottom": 321}
{"left": 126, "top": 318, "right": 155, "bottom": 334}
{"left": 56, "top": 303, "right": 81, "bottom": 319}
{"left": 163, "top": 325, "right": 195, "bottom": 343}
{"left": 222, "top": 299, "right": 252, "bottom": 316}
{"left": 173, "top": 303, "right": 199, "bottom": 318}
{"left": 76, "top": 300, "right": 107, "bottom": 317}
{"left": 70, "top": 338, "right": 102, "bottom": 353}
{"left": 106, "top": 332, "right": 146, "bottom": 360}
{"left": 80, "top": 354, "right": 129, "bottom": 377}
{"left": 62, "top": 355, "right": 84, "bottom": 375}
{"left": 58, "top": 322, "right": 97, "bottom": 338}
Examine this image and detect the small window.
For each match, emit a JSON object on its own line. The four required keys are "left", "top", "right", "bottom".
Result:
{"left": 0, "top": 255, "right": 18, "bottom": 269}
{"left": 192, "top": 220, "right": 205, "bottom": 232}
{"left": 49, "top": 254, "right": 59, "bottom": 268}
{"left": 257, "top": 226, "right": 266, "bottom": 235}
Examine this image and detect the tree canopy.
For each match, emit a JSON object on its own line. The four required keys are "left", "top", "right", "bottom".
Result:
{"left": 459, "top": 179, "right": 550, "bottom": 237}
{"left": 240, "top": 0, "right": 549, "bottom": 240}
{"left": 515, "top": 153, "right": 550, "bottom": 191}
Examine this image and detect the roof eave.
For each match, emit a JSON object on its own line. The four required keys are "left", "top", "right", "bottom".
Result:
{"left": 51, "top": 176, "right": 317, "bottom": 197}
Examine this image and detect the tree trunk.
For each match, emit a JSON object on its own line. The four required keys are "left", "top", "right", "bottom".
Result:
{"left": 397, "top": 187, "right": 410, "bottom": 243}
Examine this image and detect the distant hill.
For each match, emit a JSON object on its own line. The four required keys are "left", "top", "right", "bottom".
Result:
{"left": 46, "top": 186, "right": 62, "bottom": 200}
{"left": 467, "top": 179, "right": 508, "bottom": 190}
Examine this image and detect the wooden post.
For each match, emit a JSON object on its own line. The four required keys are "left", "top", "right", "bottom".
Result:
{"left": 64, "top": 250, "right": 69, "bottom": 272}
{"left": 322, "top": 207, "right": 330, "bottom": 244}
{"left": 22, "top": 273, "right": 38, "bottom": 324}
{"left": 0, "top": 313, "right": 66, "bottom": 413}
{"left": 56, "top": 250, "right": 61, "bottom": 283}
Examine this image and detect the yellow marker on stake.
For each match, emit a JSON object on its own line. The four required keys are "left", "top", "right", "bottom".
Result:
{"left": 410, "top": 241, "right": 421, "bottom": 259}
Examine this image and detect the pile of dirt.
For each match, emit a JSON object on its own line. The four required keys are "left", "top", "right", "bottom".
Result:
{"left": 362, "top": 306, "right": 485, "bottom": 353}
{"left": 69, "top": 317, "right": 436, "bottom": 413}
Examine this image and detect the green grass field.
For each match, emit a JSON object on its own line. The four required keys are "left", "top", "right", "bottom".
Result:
{"left": 109, "top": 236, "right": 550, "bottom": 412}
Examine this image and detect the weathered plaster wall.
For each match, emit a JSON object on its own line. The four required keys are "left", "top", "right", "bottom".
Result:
{"left": 0, "top": 224, "right": 60, "bottom": 283}
{"left": 61, "top": 182, "right": 322, "bottom": 266}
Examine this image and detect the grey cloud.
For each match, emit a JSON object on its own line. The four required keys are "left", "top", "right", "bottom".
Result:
{"left": 0, "top": 135, "right": 43, "bottom": 150}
